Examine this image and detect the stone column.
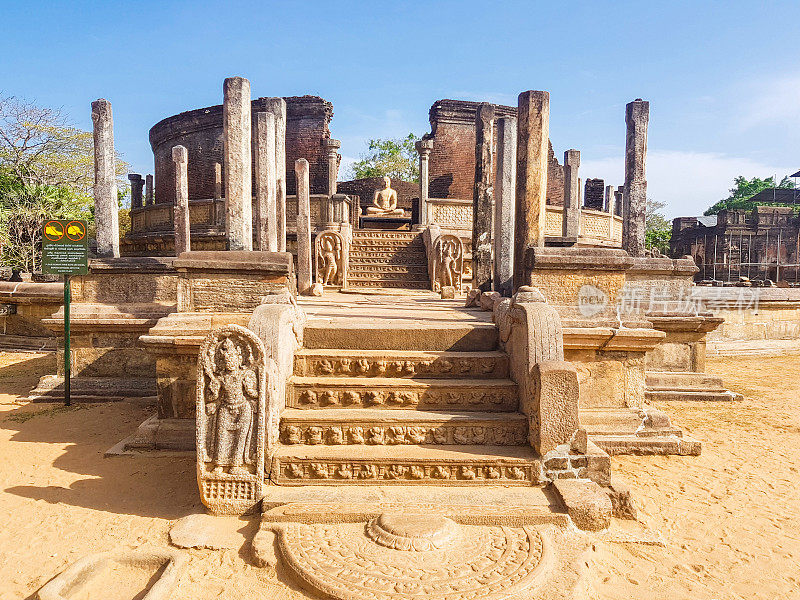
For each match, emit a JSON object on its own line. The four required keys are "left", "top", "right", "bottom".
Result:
{"left": 614, "top": 189, "right": 623, "bottom": 216}
{"left": 562, "top": 149, "right": 580, "bottom": 239}
{"left": 91, "top": 99, "right": 119, "bottom": 258}
{"left": 223, "top": 76, "right": 252, "bottom": 251}
{"left": 622, "top": 99, "right": 649, "bottom": 256}
{"left": 145, "top": 174, "right": 154, "bottom": 206}
{"left": 128, "top": 174, "right": 144, "bottom": 209}
{"left": 295, "top": 159, "right": 313, "bottom": 294}
{"left": 493, "top": 117, "right": 516, "bottom": 296}
{"left": 415, "top": 138, "right": 434, "bottom": 227}
{"left": 322, "top": 138, "right": 341, "bottom": 227}
{"left": 473, "top": 103, "right": 495, "bottom": 291}
{"left": 172, "top": 145, "right": 190, "bottom": 255}
{"left": 254, "top": 111, "right": 278, "bottom": 251}
{"left": 605, "top": 185, "right": 616, "bottom": 216}
{"left": 264, "top": 98, "right": 287, "bottom": 251}
{"left": 513, "top": 91, "right": 550, "bottom": 292}
{"left": 213, "top": 163, "right": 222, "bottom": 200}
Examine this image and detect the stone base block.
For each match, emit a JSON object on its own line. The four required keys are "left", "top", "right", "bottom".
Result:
{"left": 26, "top": 375, "right": 156, "bottom": 403}
{"left": 106, "top": 415, "right": 195, "bottom": 455}
{"left": 646, "top": 371, "right": 743, "bottom": 402}
{"left": 581, "top": 407, "right": 702, "bottom": 456}
{"left": 552, "top": 479, "right": 612, "bottom": 531}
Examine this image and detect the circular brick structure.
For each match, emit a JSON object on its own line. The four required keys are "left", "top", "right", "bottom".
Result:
{"left": 148, "top": 96, "right": 334, "bottom": 206}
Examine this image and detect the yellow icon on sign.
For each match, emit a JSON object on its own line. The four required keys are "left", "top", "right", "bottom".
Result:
{"left": 44, "top": 221, "right": 64, "bottom": 241}
{"left": 66, "top": 221, "right": 86, "bottom": 241}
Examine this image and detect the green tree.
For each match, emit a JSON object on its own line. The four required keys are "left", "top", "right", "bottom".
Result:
{"left": 646, "top": 198, "right": 672, "bottom": 254}
{"left": 0, "top": 96, "right": 128, "bottom": 271}
{"left": 704, "top": 175, "right": 795, "bottom": 215}
{"left": 350, "top": 133, "right": 420, "bottom": 182}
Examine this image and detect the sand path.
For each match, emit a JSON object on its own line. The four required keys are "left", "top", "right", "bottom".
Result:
{"left": 1, "top": 350, "right": 798, "bottom": 598}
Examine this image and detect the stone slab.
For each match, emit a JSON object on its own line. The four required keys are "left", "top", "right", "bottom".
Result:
{"left": 169, "top": 513, "right": 251, "bottom": 550}
{"left": 552, "top": 479, "right": 612, "bottom": 531}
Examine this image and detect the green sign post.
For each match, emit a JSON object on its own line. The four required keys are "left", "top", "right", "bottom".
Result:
{"left": 42, "top": 220, "right": 88, "bottom": 406}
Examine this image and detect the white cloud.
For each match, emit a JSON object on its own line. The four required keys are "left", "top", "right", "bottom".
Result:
{"left": 339, "top": 155, "right": 358, "bottom": 181}
{"left": 737, "top": 73, "right": 800, "bottom": 131}
{"left": 581, "top": 150, "right": 794, "bottom": 219}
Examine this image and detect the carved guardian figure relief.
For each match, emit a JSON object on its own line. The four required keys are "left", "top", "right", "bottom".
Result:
{"left": 197, "top": 324, "right": 267, "bottom": 514}
{"left": 315, "top": 230, "right": 345, "bottom": 286}
{"left": 433, "top": 234, "right": 463, "bottom": 292}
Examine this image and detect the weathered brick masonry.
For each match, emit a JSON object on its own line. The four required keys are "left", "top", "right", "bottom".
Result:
{"left": 149, "top": 96, "right": 333, "bottom": 205}
{"left": 427, "top": 99, "right": 564, "bottom": 205}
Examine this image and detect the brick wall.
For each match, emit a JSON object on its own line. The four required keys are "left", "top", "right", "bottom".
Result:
{"left": 583, "top": 178, "right": 605, "bottom": 210}
{"left": 427, "top": 99, "right": 564, "bottom": 205}
{"left": 149, "top": 96, "right": 333, "bottom": 205}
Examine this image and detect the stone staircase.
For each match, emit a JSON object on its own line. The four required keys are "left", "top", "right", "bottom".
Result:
{"left": 347, "top": 230, "right": 430, "bottom": 289}
{"left": 269, "top": 319, "right": 546, "bottom": 486}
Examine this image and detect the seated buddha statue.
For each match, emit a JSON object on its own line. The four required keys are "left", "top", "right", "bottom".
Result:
{"left": 366, "top": 176, "right": 405, "bottom": 216}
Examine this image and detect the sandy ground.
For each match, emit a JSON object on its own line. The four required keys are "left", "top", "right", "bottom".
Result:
{"left": 0, "top": 350, "right": 798, "bottom": 599}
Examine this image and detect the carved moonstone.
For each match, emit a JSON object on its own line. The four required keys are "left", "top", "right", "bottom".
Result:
{"left": 366, "top": 513, "right": 461, "bottom": 551}
{"left": 197, "top": 324, "right": 267, "bottom": 514}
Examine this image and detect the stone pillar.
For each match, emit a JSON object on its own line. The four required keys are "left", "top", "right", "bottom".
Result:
{"left": 605, "top": 185, "right": 616, "bottom": 215}
{"left": 128, "top": 174, "right": 144, "bottom": 209}
{"left": 223, "top": 76, "right": 252, "bottom": 251}
{"left": 295, "top": 159, "right": 313, "bottom": 294}
{"left": 473, "top": 103, "right": 495, "bottom": 291}
{"left": 172, "top": 145, "right": 190, "bottom": 255}
{"left": 264, "top": 98, "right": 287, "bottom": 251}
{"left": 513, "top": 91, "right": 550, "bottom": 292}
{"left": 91, "top": 99, "right": 119, "bottom": 258}
{"left": 415, "top": 138, "right": 434, "bottom": 227}
{"left": 322, "top": 138, "right": 341, "bottom": 227}
{"left": 493, "top": 117, "right": 516, "bottom": 297}
{"left": 614, "top": 189, "right": 623, "bottom": 216}
{"left": 213, "top": 163, "right": 222, "bottom": 200}
{"left": 254, "top": 111, "right": 278, "bottom": 251}
{"left": 145, "top": 174, "right": 154, "bottom": 206}
{"left": 562, "top": 149, "right": 580, "bottom": 239}
{"left": 622, "top": 99, "right": 649, "bottom": 256}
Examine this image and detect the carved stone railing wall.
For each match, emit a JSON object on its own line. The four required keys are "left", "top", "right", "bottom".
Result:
{"left": 128, "top": 194, "right": 358, "bottom": 236}
{"left": 426, "top": 199, "right": 621, "bottom": 248}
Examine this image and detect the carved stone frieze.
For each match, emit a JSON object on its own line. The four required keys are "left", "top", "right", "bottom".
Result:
{"left": 297, "top": 355, "right": 504, "bottom": 378}
{"left": 432, "top": 233, "right": 464, "bottom": 293}
{"left": 280, "top": 422, "right": 527, "bottom": 446}
{"left": 291, "top": 385, "right": 517, "bottom": 410}
{"left": 273, "top": 459, "right": 535, "bottom": 485}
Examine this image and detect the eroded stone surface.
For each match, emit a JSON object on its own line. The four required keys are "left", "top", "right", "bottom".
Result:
{"left": 169, "top": 513, "right": 247, "bottom": 550}
{"left": 278, "top": 519, "right": 550, "bottom": 600}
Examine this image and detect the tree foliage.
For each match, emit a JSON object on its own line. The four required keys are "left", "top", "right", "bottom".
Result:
{"left": 350, "top": 133, "right": 420, "bottom": 182}
{"left": 646, "top": 198, "right": 672, "bottom": 253}
{"left": 0, "top": 96, "right": 128, "bottom": 272}
{"left": 704, "top": 175, "right": 795, "bottom": 215}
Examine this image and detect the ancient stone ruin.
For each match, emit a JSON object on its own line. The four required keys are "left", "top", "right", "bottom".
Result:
{"left": 3, "top": 77, "right": 753, "bottom": 599}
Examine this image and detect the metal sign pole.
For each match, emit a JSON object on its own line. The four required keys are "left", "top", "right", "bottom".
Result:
{"left": 64, "top": 274, "right": 71, "bottom": 407}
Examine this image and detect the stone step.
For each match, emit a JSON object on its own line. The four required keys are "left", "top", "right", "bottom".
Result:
{"left": 645, "top": 389, "right": 743, "bottom": 402}
{"left": 348, "top": 253, "right": 428, "bottom": 263}
{"left": 346, "top": 279, "right": 430, "bottom": 289}
{"left": 260, "top": 486, "right": 564, "bottom": 526}
{"left": 645, "top": 371, "right": 726, "bottom": 391}
{"left": 348, "top": 265, "right": 429, "bottom": 275}
{"left": 347, "top": 271, "right": 429, "bottom": 281}
{"left": 270, "top": 444, "right": 542, "bottom": 485}
{"left": 350, "top": 243, "right": 425, "bottom": 251}
{"left": 353, "top": 231, "right": 422, "bottom": 240}
{"left": 303, "top": 321, "right": 498, "bottom": 351}
{"left": 288, "top": 376, "right": 519, "bottom": 411}
{"left": 279, "top": 408, "right": 529, "bottom": 446}
{"left": 293, "top": 349, "right": 510, "bottom": 378}
{"left": 591, "top": 434, "right": 702, "bottom": 456}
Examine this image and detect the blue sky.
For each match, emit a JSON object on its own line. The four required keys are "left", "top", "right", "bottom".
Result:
{"left": 2, "top": 0, "right": 798, "bottom": 217}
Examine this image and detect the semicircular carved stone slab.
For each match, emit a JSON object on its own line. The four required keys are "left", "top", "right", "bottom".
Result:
{"left": 197, "top": 324, "right": 268, "bottom": 515}
{"left": 277, "top": 518, "right": 552, "bottom": 600}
